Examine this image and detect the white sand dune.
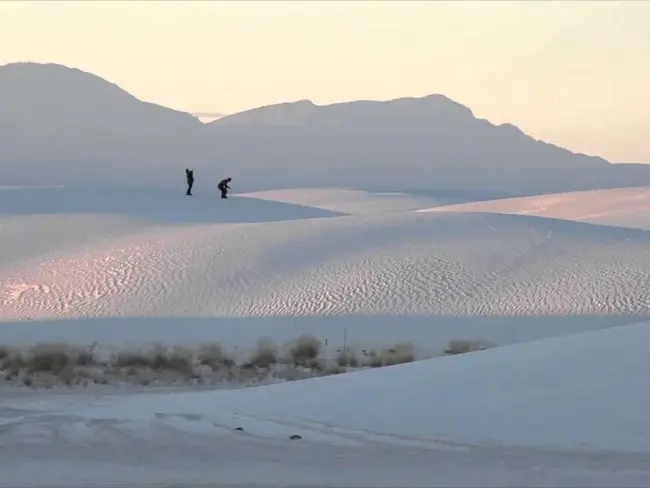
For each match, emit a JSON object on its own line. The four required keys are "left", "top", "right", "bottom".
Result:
{"left": 3, "top": 321, "right": 650, "bottom": 486}
{"left": 2, "top": 196, "right": 650, "bottom": 320}
{"left": 0, "top": 186, "right": 343, "bottom": 225}
{"left": 0, "top": 186, "right": 343, "bottom": 270}
{"left": 8, "top": 320, "right": 650, "bottom": 452}
{"left": 3, "top": 185, "right": 650, "bottom": 486}
{"left": 420, "top": 186, "right": 650, "bottom": 229}
{"left": 239, "top": 187, "right": 452, "bottom": 215}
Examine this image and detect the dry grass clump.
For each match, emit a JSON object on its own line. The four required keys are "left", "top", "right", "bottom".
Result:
{"left": 366, "top": 343, "right": 416, "bottom": 368}
{"left": 1, "top": 341, "right": 241, "bottom": 388}
{"left": 286, "top": 334, "right": 322, "bottom": 367}
{"left": 0, "top": 334, "right": 495, "bottom": 389}
{"left": 0, "top": 345, "right": 23, "bottom": 378}
{"left": 197, "top": 342, "right": 235, "bottom": 370}
{"left": 0, "top": 344, "right": 11, "bottom": 362}
{"left": 0, "top": 342, "right": 101, "bottom": 386}
{"left": 336, "top": 351, "right": 359, "bottom": 368}
{"left": 248, "top": 338, "right": 279, "bottom": 368}
{"left": 335, "top": 343, "right": 416, "bottom": 369}
{"left": 379, "top": 343, "right": 416, "bottom": 366}
{"left": 443, "top": 339, "right": 492, "bottom": 356}
{"left": 27, "top": 343, "right": 84, "bottom": 374}
{"left": 113, "top": 344, "right": 194, "bottom": 376}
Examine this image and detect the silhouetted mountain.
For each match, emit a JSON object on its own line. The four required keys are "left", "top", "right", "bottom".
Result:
{"left": 0, "top": 62, "right": 205, "bottom": 188}
{"left": 206, "top": 98, "right": 628, "bottom": 193}
{"left": 211, "top": 95, "right": 476, "bottom": 130}
{"left": 1, "top": 61, "right": 648, "bottom": 194}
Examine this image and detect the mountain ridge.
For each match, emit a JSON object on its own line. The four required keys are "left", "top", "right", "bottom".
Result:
{"left": 0, "top": 61, "right": 644, "bottom": 194}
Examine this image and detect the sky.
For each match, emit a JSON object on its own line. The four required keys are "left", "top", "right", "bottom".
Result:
{"left": 1, "top": 0, "right": 649, "bottom": 163}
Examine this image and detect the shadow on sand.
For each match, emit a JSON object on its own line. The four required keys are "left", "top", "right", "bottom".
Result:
{"left": 0, "top": 186, "right": 346, "bottom": 224}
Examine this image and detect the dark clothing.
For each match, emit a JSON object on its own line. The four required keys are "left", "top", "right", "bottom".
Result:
{"left": 218, "top": 178, "right": 231, "bottom": 199}
{"left": 185, "top": 169, "right": 194, "bottom": 196}
{"left": 217, "top": 179, "right": 229, "bottom": 191}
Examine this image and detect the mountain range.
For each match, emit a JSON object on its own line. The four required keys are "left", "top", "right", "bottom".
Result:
{"left": 1, "top": 61, "right": 648, "bottom": 195}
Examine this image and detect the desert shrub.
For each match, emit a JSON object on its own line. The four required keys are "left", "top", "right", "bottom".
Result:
{"left": 0, "top": 333, "right": 439, "bottom": 388}
{"left": 288, "top": 334, "right": 322, "bottom": 366}
{"left": 113, "top": 349, "right": 151, "bottom": 369}
{"left": 1, "top": 349, "right": 24, "bottom": 377}
{"left": 197, "top": 342, "right": 233, "bottom": 370}
{"left": 444, "top": 339, "right": 490, "bottom": 355}
{"left": 368, "top": 356, "right": 383, "bottom": 368}
{"left": 249, "top": 338, "right": 278, "bottom": 368}
{"left": 113, "top": 344, "right": 194, "bottom": 375}
{"left": 26, "top": 343, "right": 79, "bottom": 374}
{"left": 364, "top": 343, "right": 416, "bottom": 367}
{"left": 378, "top": 343, "right": 415, "bottom": 366}
{"left": 157, "top": 346, "right": 194, "bottom": 375}
{"left": 58, "top": 362, "right": 76, "bottom": 385}
{"left": 76, "top": 350, "right": 96, "bottom": 366}
{"left": 336, "top": 350, "right": 359, "bottom": 368}
{"left": 306, "top": 357, "right": 323, "bottom": 370}
{"left": 77, "top": 342, "right": 98, "bottom": 366}
{"left": 0, "top": 345, "right": 17, "bottom": 370}
{"left": 0, "top": 344, "right": 10, "bottom": 361}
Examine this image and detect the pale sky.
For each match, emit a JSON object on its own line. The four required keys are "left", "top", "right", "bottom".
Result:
{"left": 1, "top": 0, "right": 649, "bottom": 163}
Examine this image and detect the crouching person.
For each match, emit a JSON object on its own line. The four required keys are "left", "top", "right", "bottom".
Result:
{"left": 218, "top": 177, "right": 232, "bottom": 199}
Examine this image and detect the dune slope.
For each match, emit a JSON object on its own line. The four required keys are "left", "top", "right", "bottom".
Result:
{"left": 23, "top": 320, "right": 647, "bottom": 453}
{"left": 2, "top": 188, "right": 650, "bottom": 320}
{"left": 421, "top": 186, "right": 650, "bottom": 230}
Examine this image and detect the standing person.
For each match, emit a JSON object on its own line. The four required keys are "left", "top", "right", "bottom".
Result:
{"left": 218, "top": 177, "right": 232, "bottom": 199}
{"left": 185, "top": 168, "right": 194, "bottom": 196}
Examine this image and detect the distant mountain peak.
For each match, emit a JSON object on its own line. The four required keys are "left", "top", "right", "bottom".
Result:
{"left": 420, "top": 92, "right": 474, "bottom": 111}
{"left": 0, "top": 61, "right": 197, "bottom": 125}
{"left": 3, "top": 61, "right": 105, "bottom": 78}
{"left": 212, "top": 93, "right": 475, "bottom": 128}
{"left": 382, "top": 92, "right": 475, "bottom": 119}
{"left": 2, "top": 61, "right": 638, "bottom": 194}
{"left": 0, "top": 61, "right": 137, "bottom": 101}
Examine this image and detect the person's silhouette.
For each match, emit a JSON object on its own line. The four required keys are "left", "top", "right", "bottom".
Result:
{"left": 185, "top": 169, "right": 194, "bottom": 196}
{"left": 218, "top": 177, "right": 232, "bottom": 199}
